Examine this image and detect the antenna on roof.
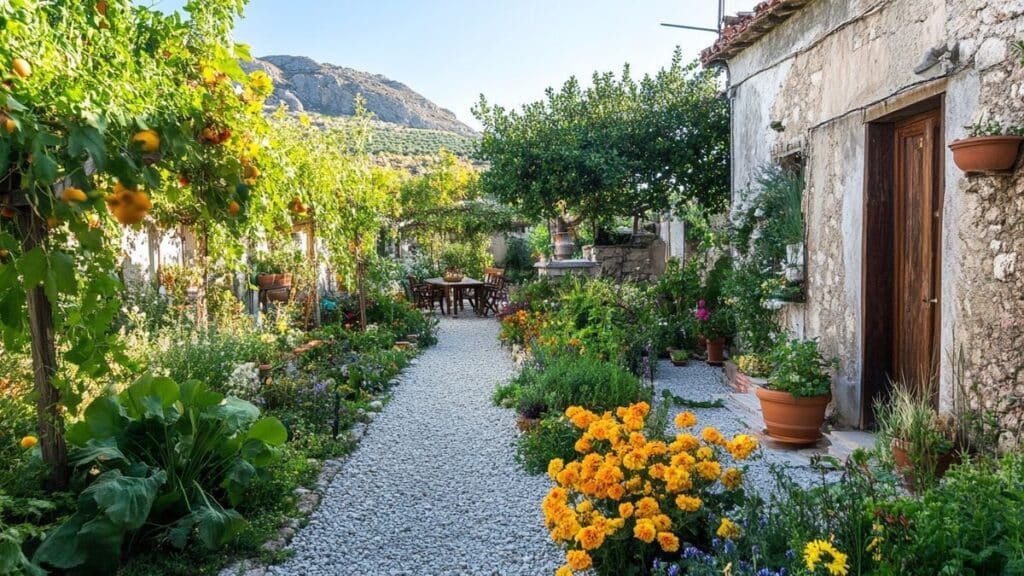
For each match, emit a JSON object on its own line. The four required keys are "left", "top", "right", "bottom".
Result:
{"left": 660, "top": 0, "right": 725, "bottom": 35}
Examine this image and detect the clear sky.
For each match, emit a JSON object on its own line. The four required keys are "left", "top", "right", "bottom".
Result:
{"left": 150, "top": 1, "right": 758, "bottom": 130}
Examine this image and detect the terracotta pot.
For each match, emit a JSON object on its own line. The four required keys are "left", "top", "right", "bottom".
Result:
{"left": 696, "top": 335, "right": 707, "bottom": 351}
{"left": 257, "top": 273, "right": 292, "bottom": 290}
{"left": 705, "top": 337, "right": 726, "bottom": 365}
{"left": 516, "top": 414, "right": 541, "bottom": 433}
{"left": 891, "top": 439, "right": 957, "bottom": 489}
{"left": 755, "top": 386, "right": 830, "bottom": 445}
{"left": 949, "top": 135, "right": 1023, "bottom": 172}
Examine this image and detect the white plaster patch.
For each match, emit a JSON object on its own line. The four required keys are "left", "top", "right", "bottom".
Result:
{"left": 994, "top": 252, "right": 1018, "bottom": 281}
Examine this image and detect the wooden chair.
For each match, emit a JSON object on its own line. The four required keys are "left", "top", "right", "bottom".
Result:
{"left": 407, "top": 275, "right": 445, "bottom": 314}
{"left": 479, "top": 267, "right": 508, "bottom": 316}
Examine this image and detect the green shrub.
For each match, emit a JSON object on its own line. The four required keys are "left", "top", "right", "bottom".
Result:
{"left": 527, "top": 356, "right": 648, "bottom": 413}
{"left": 515, "top": 417, "right": 580, "bottom": 475}
{"left": 876, "top": 453, "right": 1024, "bottom": 575}
{"left": 34, "top": 375, "right": 287, "bottom": 574}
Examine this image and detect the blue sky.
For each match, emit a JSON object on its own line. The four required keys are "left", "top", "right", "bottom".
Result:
{"left": 151, "top": 1, "right": 757, "bottom": 129}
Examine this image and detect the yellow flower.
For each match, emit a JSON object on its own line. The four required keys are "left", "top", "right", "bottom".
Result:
{"left": 674, "top": 411, "right": 697, "bottom": 428}
{"left": 618, "top": 502, "right": 634, "bottom": 519}
{"left": 19, "top": 435, "right": 37, "bottom": 449}
{"left": 721, "top": 467, "right": 743, "bottom": 490}
{"left": 716, "top": 518, "right": 742, "bottom": 540}
{"left": 566, "top": 549, "right": 592, "bottom": 571}
{"left": 652, "top": 514, "right": 672, "bottom": 531}
{"left": 575, "top": 525, "right": 605, "bottom": 550}
{"left": 696, "top": 446, "right": 714, "bottom": 461}
{"left": 574, "top": 435, "right": 593, "bottom": 453}
{"left": 657, "top": 531, "right": 680, "bottom": 552}
{"left": 701, "top": 426, "right": 726, "bottom": 446}
{"left": 726, "top": 434, "right": 759, "bottom": 460}
{"left": 576, "top": 500, "right": 593, "bottom": 514}
{"left": 804, "top": 539, "right": 849, "bottom": 575}
{"left": 696, "top": 460, "right": 722, "bottom": 481}
{"left": 633, "top": 519, "right": 656, "bottom": 543}
{"left": 675, "top": 494, "right": 702, "bottom": 512}
{"left": 548, "top": 458, "right": 565, "bottom": 480}
{"left": 555, "top": 566, "right": 573, "bottom": 576}
{"left": 635, "top": 496, "right": 660, "bottom": 518}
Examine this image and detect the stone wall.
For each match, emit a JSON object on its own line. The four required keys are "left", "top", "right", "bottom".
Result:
{"left": 723, "top": 0, "right": 1024, "bottom": 432}
{"left": 583, "top": 236, "right": 667, "bottom": 282}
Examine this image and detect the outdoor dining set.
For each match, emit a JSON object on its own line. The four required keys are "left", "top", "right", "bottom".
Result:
{"left": 407, "top": 267, "right": 508, "bottom": 318}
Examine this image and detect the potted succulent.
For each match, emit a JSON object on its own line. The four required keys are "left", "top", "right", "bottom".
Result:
{"left": 875, "top": 383, "right": 957, "bottom": 492}
{"left": 670, "top": 349, "right": 689, "bottom": 367}
{"left": 694, "top": 300, "right": 732, "bottom": 365}
{"left": 755, "top": 337, "right": 836, "bottom": 444}
{"left": 949, "top": 118, "right": 1024, "bottom": 173}
{"left": 734, "top": 353, "right": 772, "bottom": 393}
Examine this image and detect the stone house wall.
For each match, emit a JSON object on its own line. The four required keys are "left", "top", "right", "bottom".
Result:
{"left": 717, "top": 0, "right": 1024, "bottom": 431}
{"left": 583, "top": 236, "right": 668, "bottom": 282}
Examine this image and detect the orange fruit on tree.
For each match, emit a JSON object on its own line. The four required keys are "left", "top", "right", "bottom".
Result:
{"left": 46, "top": 216, "right": 59, "bottom": 229}
{"left": 12, "top": 58, "right": 31, "bottom": 79}
{"left": 96, "top": 0, "right": 107, "bottom": 15}
{"left": 20, "top": 435, "right": 37, "bottom": 449}
{"left": 1, "top": 114, "right": 15, "bottom": 134}
{"left": 61, "top": 187, "right": 87, "bottom": 203}
{"left": 132, "top": 129, "right": 160, "bottom": 152}
{"left": 243, "top": 164, "right": 260, "bottom": 180}
{"left": 228, "top": 200, "right": 240, "bottom": 216}
{"left": 1, "top": 207, "right": 14, "bottom": 218}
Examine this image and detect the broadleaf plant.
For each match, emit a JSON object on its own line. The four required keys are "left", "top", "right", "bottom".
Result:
{"left": 34, "top": 374, "right": 286, "bottom": 574}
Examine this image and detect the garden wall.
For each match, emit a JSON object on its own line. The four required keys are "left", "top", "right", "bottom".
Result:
{"left": 721, "top": 0, "right": 1024, "bottom": 431}
{"left": 583, "top": 235, "right": 667, "bottom": 281}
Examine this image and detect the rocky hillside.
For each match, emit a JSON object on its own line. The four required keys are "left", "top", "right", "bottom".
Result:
{"left": 243, "top": 55, "right": 476, "bottom": 136}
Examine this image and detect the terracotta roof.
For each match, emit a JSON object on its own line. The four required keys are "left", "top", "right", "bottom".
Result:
{"left": 700, "top": 0, "right": 814, "bottom": 65}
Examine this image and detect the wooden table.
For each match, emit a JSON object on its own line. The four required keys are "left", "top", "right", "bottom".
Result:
{"left": 425, "top": 277, "right": 485, "bottom": 318}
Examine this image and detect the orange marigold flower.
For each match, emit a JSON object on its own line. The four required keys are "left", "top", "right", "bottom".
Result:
{"left": 575, "top": 525, "right": 605, "bottom": 550}
{"left": 726, "top": 434, "right": 759, "bottom": 460}
{"left": 701, "top": 426, "right": 726, "bottom": 446}
{"left": 657, "top": 531, "right": 681, "bottom": 553}
{"left": 697, "top": 460, "right": 722, "bottom": 481}
{"left": 633, "top": 519, "right": 657, "bottom": 543}
{"left": 674, "top": 411, "right": 698, "bottom": 428}
{"left": 716, "top": 517, "right": 742, "bottom": 540}
{"left": 675, "top": 494, "right": 702, "bottom": 512}
{"left": 548, "top": 458, "right": 565, "bottom": 480}
{"left": 566, "top": 549, "right": 593, "bottom": 571}
{"left": 635, "top": 496, "right": 660, "bottom": 518}
{"left": 721, "top": 467, "right": 743, "bottom": 490}
{"left": 618, "top": 502, "right": 634, "bottom": 518}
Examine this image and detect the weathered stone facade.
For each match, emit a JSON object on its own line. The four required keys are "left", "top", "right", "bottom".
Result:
{"left": 583, "top": 236, "right": 667, "bottom": 281}
{"left": 709, "top": 0, "right": 1024, "bottom": 433}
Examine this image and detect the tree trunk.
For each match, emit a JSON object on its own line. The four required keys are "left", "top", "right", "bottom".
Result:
{"left": 356, "top": 257, "right": 367, "bottom": 330}
{"left": 18, "top": 210, "right": 68, "bottom": 490}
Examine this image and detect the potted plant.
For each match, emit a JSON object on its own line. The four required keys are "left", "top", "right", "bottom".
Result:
{"left": 251, "top": 249, "right": 301, "bottom": 293}
{"left": 875, "top": 383, "right": 957, "bottom": 492}
{"left": 734, "top": 353, "right": 772, "bottom": 393}
{"left": 670, "top": 349, "right": 689, "bottom": 367}
{"left": 755, "top": 337, "right": 835, "bottom": 444}
{"left": 694, "top": 300, "right": 732, "bottom": 365}
{"left": 515, "top": 386, "right": 547, "bottom": 432}
{"left": 949, "top": 118, "right": 1024, "bottom": 173}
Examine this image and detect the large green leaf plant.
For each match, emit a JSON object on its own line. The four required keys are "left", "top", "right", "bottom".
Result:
{"left": 33, "top": 374, "right": 286, "bottom": 574}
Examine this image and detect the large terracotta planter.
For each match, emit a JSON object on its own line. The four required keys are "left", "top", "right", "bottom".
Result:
{"left": 755, "top": 386, "right": 830, "bottom": 445}
{"left": 949, "top": 135, "right": 1023, "bottom": 172}
{"left": 705, "top": 337, "right": 726, "bottom": 365}
{"left": 257, "top": 273, "right": 292, "bottom": 290}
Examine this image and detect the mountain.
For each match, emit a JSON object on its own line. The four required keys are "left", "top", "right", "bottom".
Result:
{"left": 243, "top": 55, "right": 476, "bottom": 137}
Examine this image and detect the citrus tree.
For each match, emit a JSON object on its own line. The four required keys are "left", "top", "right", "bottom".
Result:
{"left": 0, "top": 0, "right": 268, "bottom": 489}
{"left": 473, "top": 48, "right": 730, "bottom": 231}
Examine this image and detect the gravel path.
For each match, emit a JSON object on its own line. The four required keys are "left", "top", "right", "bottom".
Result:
{"left": 654, "top": 360, "right": 824, "bottom": 493}
{"left": 271, "top": 317, "right": 562, "bottom": 576}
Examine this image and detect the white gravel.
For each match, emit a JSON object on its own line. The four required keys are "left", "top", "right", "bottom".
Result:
{"left": 654, "top": 360, "right": 823, "bottom": 493}
{"left": 270, "top": 317, "right": 562, "bottom": 576}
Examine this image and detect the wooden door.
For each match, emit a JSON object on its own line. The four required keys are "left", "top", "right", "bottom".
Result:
{"left": 892, "top": 110, "right": 942, "bottom": 396}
